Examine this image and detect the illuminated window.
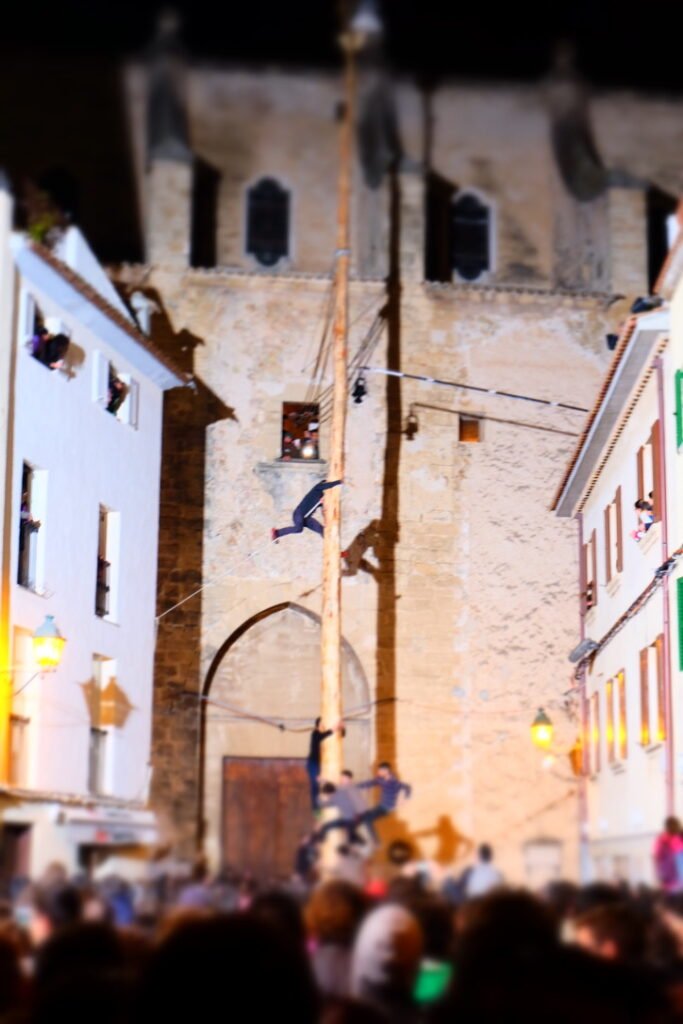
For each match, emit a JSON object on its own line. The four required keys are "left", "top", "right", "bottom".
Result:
{"left": 281, "top": 403, "right": 319, "bottom": 461}
{"left": 459, "top": 417, "right": 481, "bottom": 443}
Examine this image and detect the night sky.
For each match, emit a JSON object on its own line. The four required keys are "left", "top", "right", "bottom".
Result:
{"left": 1, "top": 0, "right": 682, "bottom": 91}
{"left": 1, "top": 0, "right": 680, "bottom": 263}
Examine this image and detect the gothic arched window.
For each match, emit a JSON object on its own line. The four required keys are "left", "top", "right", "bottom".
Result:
{"left": 246, "top": 178, "right": 290, "bottom": 267}
{"left": 450, "top": 192, "right": 491, "bottom": 282}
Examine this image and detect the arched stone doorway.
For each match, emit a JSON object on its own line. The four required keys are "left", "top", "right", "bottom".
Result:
{"left": 201, "top": 602, "right": 371, "bottom": 874}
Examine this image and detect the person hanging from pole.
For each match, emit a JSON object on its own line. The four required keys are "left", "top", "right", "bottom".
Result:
{"left": 271, "top": 478, "right": 342, "bottom": 542}
{"left": 306, "top": 717, "right": 345, "bottom": 810}
{"left": 355, "top": 762, "right": 412, "bottom": 846}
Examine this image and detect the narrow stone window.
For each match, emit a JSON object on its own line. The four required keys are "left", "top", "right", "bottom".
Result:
{"left": 246, "top": 178, "right": 290, "bottom": 267}
{"left": 450, "top": 193, "right": 491, "bottom": 281}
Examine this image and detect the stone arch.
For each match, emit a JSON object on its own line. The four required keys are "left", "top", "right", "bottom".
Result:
{"left": 199, "top": 602, "right": 371, "bottom": 866}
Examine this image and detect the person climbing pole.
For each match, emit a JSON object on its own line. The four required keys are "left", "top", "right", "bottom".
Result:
{"left": 271, "top": 478, "right": 342, "bottom": 542}
{"left": 306, "top": 717, "right": 344, "bottom": 810}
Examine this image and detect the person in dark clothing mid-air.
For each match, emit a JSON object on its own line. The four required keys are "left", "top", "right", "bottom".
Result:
{"left": 356, "top": 762, "right": 412, "bottom": 845}
{"left": 272, "top": 479, "right": 342, "bottom": 542}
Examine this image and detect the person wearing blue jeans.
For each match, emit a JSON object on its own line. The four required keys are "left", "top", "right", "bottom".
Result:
{"left": 272, "top": 479, "right": 342, "bottom": 542}
{"left": 357, "top": 762, "right": 412, "bottom": 844}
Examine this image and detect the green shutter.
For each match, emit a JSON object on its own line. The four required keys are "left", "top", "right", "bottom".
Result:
{"left": 678, "top": 577, "right": 683, "bottom": 671}
{"left": 676, "top": 370, "right": 683, "bottom": 450}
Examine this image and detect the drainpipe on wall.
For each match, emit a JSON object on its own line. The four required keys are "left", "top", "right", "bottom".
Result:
{"left": 576, "top": 511, "right": 590, "bottom": 880}
{"left": 655, "top": 356, "right": 674, "bottom": 815}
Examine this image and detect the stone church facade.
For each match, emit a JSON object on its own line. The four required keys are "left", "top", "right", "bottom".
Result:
{"left": 111, "top": 29, "right": 683, "bottom": 882}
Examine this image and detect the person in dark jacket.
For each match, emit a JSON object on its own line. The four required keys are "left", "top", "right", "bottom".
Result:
{"left": 307, "top": 717, "right": 344, "bottom": 810}
{"left": 272, "top": 479, "right": 342, "bottom": 542}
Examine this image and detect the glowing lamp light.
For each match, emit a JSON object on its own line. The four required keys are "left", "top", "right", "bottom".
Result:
{"left": 32, "top": 615, "right": 66, "bottom": 670}
{"left": 301, "top": 442, "right": 316, "bottom": 459}
{"left": 531, "top": 707, "right": 553, "bottom": 750}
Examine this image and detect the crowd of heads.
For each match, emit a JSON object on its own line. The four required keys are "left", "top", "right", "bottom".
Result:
{"left": 1, "top": 853, "right": 683, "bottom": 1021}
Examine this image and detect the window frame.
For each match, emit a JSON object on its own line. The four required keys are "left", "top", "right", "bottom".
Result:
{"left": 280, "top": 402, "right": 320, "bottom": 461}
{"left": 449, "top": 188, "right": 496, "bottom": 284}
{"left": 244, "top": 176, "right": 293, "bottom": 270}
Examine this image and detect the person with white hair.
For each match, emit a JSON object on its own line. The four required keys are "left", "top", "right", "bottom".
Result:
{"left": 350, "top": 904, "right": 423, "bottom": 1022}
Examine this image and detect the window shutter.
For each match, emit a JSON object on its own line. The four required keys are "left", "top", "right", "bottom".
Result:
{"left": 593, "top": 693, "right": 601, "bottom": 773}
{"left": 22, "top": 292, "right": 36, "bottom": 342}
{"left": 604, "top": 506, "right": 612, "bottom": 582}
{"left": 655, "top": 634, "right": 666, "bottom": 741}
{"left": 637, "top": 446, "right": 644, "bottom": 502}
{"left": 606, "top": 679, "right": 614, "bottom": 763}
{"left": 618, "top": 671, "right": 627, "bottom": 760}
{"left": 640, "top": 647, "right": 650, "bottom": 746}
{"left": 591, "top": 530, "right": 598, "bottom": 608}
{"left": 615, "top": 487, "right": 623, "bottom": 573}
{"left": 650, "top": 421, "right": 662, "bottom": 520}
{"left": 676, "top": 370, "right": 683, "bottom": 450}
{"left": 128, "top": 379, "right": 139, "bottom": 429}
{"left": 92, "top": 352, "right": 109, "bottom": 404}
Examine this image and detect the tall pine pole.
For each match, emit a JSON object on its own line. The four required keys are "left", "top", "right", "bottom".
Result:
{"left": 320, "top": 30, "right": 356, "bottom": 792}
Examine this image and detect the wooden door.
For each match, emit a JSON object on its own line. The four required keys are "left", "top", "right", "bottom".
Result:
{"left": 222, "top": 757, "right": 310, "bottom": 880}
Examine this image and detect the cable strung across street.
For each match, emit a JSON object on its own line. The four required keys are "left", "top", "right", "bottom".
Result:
{"left": 359, "top": 366, "right": 590, "bottom": 413}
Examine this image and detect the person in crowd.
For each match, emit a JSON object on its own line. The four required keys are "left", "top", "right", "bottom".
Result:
{"left": 463, "top": 843, "right": 504, "bottom": 899}
{"left": 25, "top": 881, "right": 82, "bottom": 948}
{"left": 574, "top": 902, "right": 648, "bottom": 964}
{"left": 306, "top": 880, "right": 367, "bottom": 997}
{"left": 135, "top": 914, "right": 319, "bottom": 1023}
{"left": 176, "top": 856, "right": 214, "bottom": 910}
{"left": 350, "top": 904, "right": 423, "bottom": 1023}
{"left": 654, "top": 817, "right": 683, "bottom": 892}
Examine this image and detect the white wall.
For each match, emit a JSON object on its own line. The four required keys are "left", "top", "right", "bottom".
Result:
{"left": 9, "top": 278, "right": 164, "bottom": 802}
{"left": 580, "top": 332, "right": 677, "bottom": 883}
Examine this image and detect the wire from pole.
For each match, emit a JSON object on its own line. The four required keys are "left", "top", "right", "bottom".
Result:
{"left": 359, "top": 366, "right": 589, "bottom": 414}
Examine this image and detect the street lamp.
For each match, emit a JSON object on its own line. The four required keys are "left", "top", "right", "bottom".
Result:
{"left": 531, "top": 707, "right": 553, "bottom": 750}
{"left": 32, "top": 615, "right": 66, "bottom": 670}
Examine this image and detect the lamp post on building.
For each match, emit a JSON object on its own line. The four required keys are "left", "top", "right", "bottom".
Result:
{"left": 319, "top": 2, "right": 382, "bottom": 790}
